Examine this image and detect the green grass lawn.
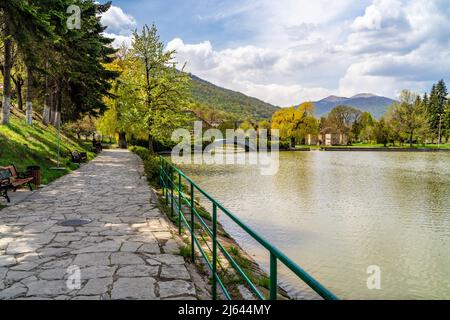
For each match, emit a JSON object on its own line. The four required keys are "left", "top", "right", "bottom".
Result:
{"left": 0, "top": 110, "right": 96, "bottom": 185}
{"left": 294, "top": 142, "right": 450, "bottom": 149}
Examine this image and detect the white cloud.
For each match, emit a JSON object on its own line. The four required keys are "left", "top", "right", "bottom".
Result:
{"left": 167, "top": 38, "right": 337, "bottom": 105}
{"left": 339, "top": 0, "right": 450, "bottom": 97}
{"left": 101, "top": 5, "right": 136, "bottom": 34}
{"left": 104, "top": 32, "right": 133, "bottom": 49}
{"left": 100, "top": 6, "right": 136, "bottom": 49}
{"left": 102, "top": 1, "right": 450, "bottom": 106}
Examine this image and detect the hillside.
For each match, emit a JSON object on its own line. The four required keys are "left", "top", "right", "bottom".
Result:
{"left": 311, "top": 93, "right": 396, "bottom": 119}
{"left": 0, "top": 108, "right": 95, "bottom": 185}
{"left": 190, "top": 74, "right": 279, "bottom": 120}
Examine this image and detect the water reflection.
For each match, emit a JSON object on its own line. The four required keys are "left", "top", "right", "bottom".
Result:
{"left": 181, "top": 151, "right": 450, "bottom": 299}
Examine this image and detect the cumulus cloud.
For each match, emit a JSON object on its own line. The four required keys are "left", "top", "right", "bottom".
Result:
{"left": 339, "top": 0, "right": 450, "bottom": 96}
{"left": 100, "top": 5, "right": 136, "bottom": 49}
{"left": 100, "top": 1, "right": 450, "bottom": 105}
{"left": 167, "top": 38, "right": 338, "bottom": 105}
{"left": 101, "top": 5, "right": 136, "bottom": 34}
{"left": 103, "top": 32, "right": 133, "bottom": 49}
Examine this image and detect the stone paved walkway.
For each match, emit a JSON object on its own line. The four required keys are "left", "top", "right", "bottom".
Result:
{"left": 0, "top": 149, "right": 201, "bottom": 300}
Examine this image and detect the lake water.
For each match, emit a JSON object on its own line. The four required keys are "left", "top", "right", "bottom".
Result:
{"left": 180, "top": 151, "right": 450, "bottom": 300}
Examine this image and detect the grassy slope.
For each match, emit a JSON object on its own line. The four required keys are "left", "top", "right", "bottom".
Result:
{"left": 190, "top": 74, "right": 279, "bottom": 120}
{"left": 0, "top": 109, "right": 95, "bottom": 185}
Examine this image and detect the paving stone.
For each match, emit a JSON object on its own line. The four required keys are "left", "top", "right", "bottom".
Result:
{"left": 0, "top": 255, "right": 16, "bottom": 267}
{"left": 71, "top": 295, "right": 102, "bottom": 300}
{"left": 153, "top": 232, "right": 173, "bottom": 241}
{"left": 27, "top": 280, "right": 72, "bottom": 296}
{"left": 6, "top": 270, "right": 33, "bottom": 281}
{"left": 20, "top": 276, "right": 39, "bottom": 285}
{"left": 163, "top": 239, "right": 180, "bottom": 254}
{"left": 116, "top": 265, "right": 159, "bottom": 277}
{"left": 41, "top": 258, "right": 73, "bottom": 269}
{"left": 158, "top": 280, "right": 195, "bottom": 298}
{"left": 0, "top": 283, "right": 28, "bottom": 299}
{"left": 148, "top": 254, "right": 185, "bottom": 265}
{"left": 0, "top": 238, "right": 15, "bottom": 250}
{"left": 54, "top": 233, "right": 84, "bottom": 243}
{"left": 111, "top": 277, "right": 156, "bottom": 300}
{"left": 120, "top": 242, "right": 142, "bottom": 252}
{"left": 110, "top": 252, "right": 145, "bottom": 265}
{"left": 78, "top": 277, "right": 112, "bottom": 296}
{"left": 38, "top": 268, "right": 67, "bottom": 280}
{"left": 79, "top": 266, "right": 116, "bottom": 279}
{"left": 73, "top": 253, "right": 111, "bottom": 267}
{"left": 137, "top": 243, "right": 161, "bottom": 254}
{"left": 160, "top": 264, "right": 191, "bottom": 280}
{"left": 71, "top": 240, "right": 121, "bottom": 254}
{"left": 0, "top": 268, "right": 7, "bottom": 279}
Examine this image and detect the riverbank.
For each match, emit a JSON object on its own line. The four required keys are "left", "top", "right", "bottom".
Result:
{"left": 131, "top": 146, "right": 289, "bottom": 300}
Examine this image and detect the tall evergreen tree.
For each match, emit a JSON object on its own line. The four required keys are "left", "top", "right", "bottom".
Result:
{"left": 0, "top": 0, "right": 52, "bottom": 125}
{"left": 428, "top": 79, "right": 448, "bottom": 143}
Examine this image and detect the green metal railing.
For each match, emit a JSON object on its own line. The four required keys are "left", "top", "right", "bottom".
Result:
{"left": 159, "top": 156, "right": 338, "bottom": 301}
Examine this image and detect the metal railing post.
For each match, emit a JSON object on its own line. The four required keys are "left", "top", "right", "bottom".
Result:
{"left": 178, "top": 172, "right": 182, "bottom": 234}
{"left": 190, "top": 182, "right": 195, "bottom": 262}
{"left": 270, "top": 252, "right": 278, "bottom": 300}
{"left": 165, "top": 162, "right": 169, "bottom": 204}
{"left": 170, "top": 166, "right": 174, "bottom": 217}
{"left": 212, "top": 204, "right": 218, "bottom": 300}
{"left": 159, "top": 157, "right": 163, "bottom": 194}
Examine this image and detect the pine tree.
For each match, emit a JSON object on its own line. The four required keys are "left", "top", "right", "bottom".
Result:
{"left": 428, "top": 80, "right": 448, "bottom": 143}
{"left": 0, "top": 0, "right": 52, "bottom": 125}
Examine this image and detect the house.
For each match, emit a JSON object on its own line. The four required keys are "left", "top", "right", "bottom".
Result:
{"left": 307, "top": 128, "right": 348, "bottom": 146}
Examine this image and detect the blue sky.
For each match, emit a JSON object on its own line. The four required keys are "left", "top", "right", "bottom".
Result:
{"left": 102, "top": 0, "right": 450, "bottom": 106}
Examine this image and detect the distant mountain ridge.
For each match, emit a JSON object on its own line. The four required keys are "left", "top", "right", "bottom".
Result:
{"left": 311, "top": 93, "right": 396, "bottom": 119}
{"left": 189, "top": 74, "right": 279, "bottom": 120}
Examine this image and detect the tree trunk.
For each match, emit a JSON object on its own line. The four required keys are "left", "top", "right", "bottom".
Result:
{"left": 16, "top": 80, "right": 24, "bottom": 111}
{"left": 26, "top": 67, "right": 33, "bottom": 125}
{"left": 148, "top": 134, "right": 154, "bottom": 153}
{"left": 409, "top": 132, "right": 413, "bottom": 147}
{"left": 1, "top": 18, "right": 12, "bottom": 125}
{"left": 42, "top": 60, "right": 50, "bottom": 125}
{"left": 290, "top": 137, "right": 296, "bottom": 148}
{"left": 118, "top": 132, "right": 127, "bottom": 149}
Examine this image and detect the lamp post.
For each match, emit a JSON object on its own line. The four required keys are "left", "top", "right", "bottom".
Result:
{"left": 438, "top": 113, "right": 442, "bottom": 149}
{"left": 50, "top": 112, "right": 66, "bottom": 170}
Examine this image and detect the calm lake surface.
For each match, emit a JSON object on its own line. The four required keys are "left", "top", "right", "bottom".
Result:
{"left": 180, "top": 151, "right": 450, "bottom": 300}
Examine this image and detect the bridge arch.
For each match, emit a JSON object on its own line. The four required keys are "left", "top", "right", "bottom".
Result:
{"left": 205, "top": 139, "right": 257, "bottom": 152}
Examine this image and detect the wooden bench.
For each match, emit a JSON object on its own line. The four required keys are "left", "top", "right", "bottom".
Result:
{"left": 71, "top": 151, "right": 88, "bottom": 164}
{"left": 0, "top": 165, "right": 34, "bottom": 203}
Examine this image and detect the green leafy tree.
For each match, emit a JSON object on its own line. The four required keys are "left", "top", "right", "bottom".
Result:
{"left": 325, "top": 105, "right": 362, "bottom": 139}
{"left": 374, "top": 118, "right": 391, "bottom": 147}
{"left": 428, "top": 79, "right": 448, "bottom": 143}
{"left": 386, "top": 90, "right": 428, "bottom": 147}
{"left": 271, "top": 102, "right": 319, "bottom": 147}
{"left": 128, "top": 24, "right": 192, "bottom": 151}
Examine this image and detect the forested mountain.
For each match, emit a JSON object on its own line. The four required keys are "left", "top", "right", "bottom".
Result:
{"left": 189, "top": 74, "right": 279, "bottom": 120}
{"left": 311, "top": 93, "right": 396, "bottom": 119}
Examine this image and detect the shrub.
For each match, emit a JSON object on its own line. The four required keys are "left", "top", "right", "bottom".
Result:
{"left": 130, "top": 146, "right": 161, "bottom": 184}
